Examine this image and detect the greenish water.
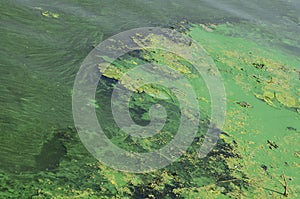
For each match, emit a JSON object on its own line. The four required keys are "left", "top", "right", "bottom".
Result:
{"left": 0, "top": 0, "right": 299, "bottom": 198}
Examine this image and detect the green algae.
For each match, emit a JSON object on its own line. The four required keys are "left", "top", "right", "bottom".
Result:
{"left": 189, "top": 23, "right": 300, "bottom": 198}
{"left": 190, "top": 22, "right": 300, "bottom": 113}
{"left": 1, "top": 20, "right": 299, "bottom": 199}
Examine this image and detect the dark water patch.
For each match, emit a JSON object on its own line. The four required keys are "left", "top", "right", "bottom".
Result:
{"left": 34, "top": 127, "right": 80, "bottom": 171}
{"left": 35, "top": 132, "right": 67, "bottom": 171}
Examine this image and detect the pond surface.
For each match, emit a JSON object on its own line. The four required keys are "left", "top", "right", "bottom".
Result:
{"left": 0, "top": 0, "right": 299, "bottom": 198}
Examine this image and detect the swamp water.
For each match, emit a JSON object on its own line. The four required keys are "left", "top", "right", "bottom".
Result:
{"left": 0, "top": 0, "right": 299, "bottom": 198}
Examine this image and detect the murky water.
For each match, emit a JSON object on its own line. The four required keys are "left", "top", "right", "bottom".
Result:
{"left": 0, "top": 0, "right": 299, "bottom": 189}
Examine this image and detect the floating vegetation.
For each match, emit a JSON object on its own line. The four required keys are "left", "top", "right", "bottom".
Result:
{"left": 275, "top": 92, "right": 297, "bottom": 109}
{"left": 254, "top": 92, "right": 275, "bottom": 107}
{"left": 41, "top": 10, "right": 60, "bottom": 19}
{"left": 1, "top": 17, "right": 299, "bottom": 198}
{"left": 33, "top": 7, "right": 60, "bottom": 19}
